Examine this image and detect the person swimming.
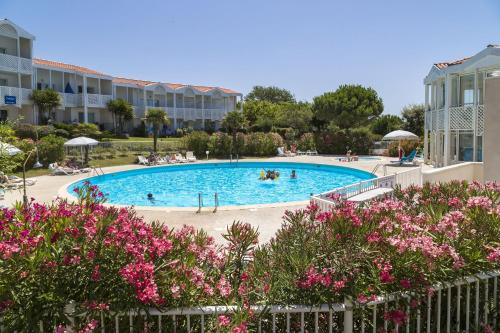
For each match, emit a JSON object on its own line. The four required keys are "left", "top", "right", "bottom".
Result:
{"left": 291, "top": 170, "right": 297, "bottom": 179}
{"left": 259, "top": 169, "right": 266, "bottom": 180}
{"left": 147, "top": 193, "right": 154, "bottom": 201}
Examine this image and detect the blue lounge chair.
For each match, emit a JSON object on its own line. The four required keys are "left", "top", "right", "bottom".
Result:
{"left": 392, "top": 149, "right": 417, "bottom": 165}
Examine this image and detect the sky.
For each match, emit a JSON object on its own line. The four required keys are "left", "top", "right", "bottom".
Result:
{"left": 2, "top": 0, "right": 500, "bottom": 114}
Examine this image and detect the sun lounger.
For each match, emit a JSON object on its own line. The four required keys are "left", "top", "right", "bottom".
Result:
{"left": 7, "top": 175, "right": 37, "bottom": 186}
{"left": 137, "top": 156, "right": 149, "bottom": 165}
{"left": 49, "top": 163, "right": 79, "bottom": 175}
{"left": 175, "top": 153, "right": 188, "bottom": 163}
{"left": 391, "top": 149, "right": 417, "bottom": 166}
{"left": 306, "top": 150, "right": 318, "bottom": 156}
{"left": 185, "top": 151, "right": 197, "bottom": 162}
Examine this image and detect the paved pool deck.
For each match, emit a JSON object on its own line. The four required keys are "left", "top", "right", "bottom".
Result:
{"left": 2, "top": 155, "right": 429, "bottom": 243}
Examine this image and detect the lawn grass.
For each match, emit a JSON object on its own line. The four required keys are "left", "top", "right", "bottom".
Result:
{"left": 13, "top": 155, "right": 138, "bottom": 178}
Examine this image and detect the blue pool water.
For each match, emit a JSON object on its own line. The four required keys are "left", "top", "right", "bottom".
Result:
{"left": 69, "top": 162, "right": 375, "bottom": 207}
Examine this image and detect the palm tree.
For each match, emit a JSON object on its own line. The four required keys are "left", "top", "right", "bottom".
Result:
{"left": 143, "top": 108, "right": 170, "bottom": 152}
{"left": 222, "top": 110, "right": 247, "bottom": 154}
{"left": 30, "top": 89, "right": 61, "bottom": 125}
{"left": 107, "top": 99, "right": 134, "bottom": 134}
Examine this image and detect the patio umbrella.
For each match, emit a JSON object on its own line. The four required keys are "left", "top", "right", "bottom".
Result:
{"left": 382, "top": 130, "right": 419, "bottom": 158}
{"left": 0, "top": 141, "right": 22, "bottom": 156}
{"left": 64, "top": 137, "right": 99, "bottom": 166}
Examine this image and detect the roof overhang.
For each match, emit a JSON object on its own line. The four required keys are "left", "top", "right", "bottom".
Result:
{"left": 0, "top": 19, "right": 35, "bottom": 40}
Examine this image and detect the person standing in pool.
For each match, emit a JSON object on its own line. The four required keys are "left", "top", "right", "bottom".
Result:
{"left": 290, "top": 170, "right": 297, "bottom": 179}
{"left": 147, "top": 193, "right": 155, "bottom": 202}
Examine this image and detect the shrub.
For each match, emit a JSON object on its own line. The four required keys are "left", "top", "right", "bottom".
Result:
{"left": 297, "top": 132, "right": 315, "bottom": 151}
{"left": 252, "top": 181, "right": 500, "bottom": 310}
{"left": 0, "top": 184, "right": 257, "bottom": 331}
{"left": 14, "top": 123, "right": 54, "bottom": 140}
{"left": 314, "top": 127, "right": 377, "bottom": 154}
{"left": 184, "top": 131, "right": 210, "bottom": 157}
{"left": 37, "top": 134, "right": 65, "bottom": 165}
{"left": 244, "top": 132, "right": 283, "bottom": 156}
{"left": 54, "top": 128, "right": 70, "bottom": 138}
{"left": 208, "top": 132, "right": 232, "bottom": 157}
{"left": 0, "top": 123, "right": 16, "bottom": 142}
{"left": 71, "top": 123, "right": 102, "bottom": 139}
{"left": 1, "top": 181, "right": 500, "bottom": 331}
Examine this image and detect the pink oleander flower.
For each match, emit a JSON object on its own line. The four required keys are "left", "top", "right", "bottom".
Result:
{"left": 384, "top": 309, "right": 407, "bottom": 325}
{"left": 466, "top": 196, "right": 492, "bottom": 210}
{"left": 231, "top": 322, "right": 248, "bottom": 333}
{"left": 218, "top": 315, "right": 231, "bottom": 327}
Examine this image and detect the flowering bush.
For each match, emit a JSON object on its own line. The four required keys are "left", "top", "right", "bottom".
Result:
{"left": 0, "top": 180, "right": 499, "bottom": 332}
{"left": 251, "top": 180, "right": 500, "bottom": 330}
{"left": 0, "top": 183, "right": 258, "bottom": 332}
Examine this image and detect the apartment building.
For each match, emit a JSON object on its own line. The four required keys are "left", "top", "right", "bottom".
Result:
{"left": 423, "top": 44, "right": 500, "bottom": 167}
{"left": 0, "top": 19, "right": 242, "bottom": 131}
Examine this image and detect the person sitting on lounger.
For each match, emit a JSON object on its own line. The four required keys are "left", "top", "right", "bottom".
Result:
{"left": 346, "top": 150, "right": 352, "bottom": 162}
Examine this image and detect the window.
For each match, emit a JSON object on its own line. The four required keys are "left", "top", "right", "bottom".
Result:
{"left": 460, "top": 74, "right": 475, "bottom": 106}
{"left": 0, "top": 110, "right": 7, "bottom": 121}
{"left": 458, "top": 131, "right": 474, "bottom": 161}
{"left": 0, "top": 78, "right": 7, "bottom": 86}
{"left": 0, "top": 48, "right": 6, "bottom": 54}
{"left": 78, "top": 86, "right": 83, "bottom": 93}
{"left": 78, "top": 112, "right": 95, "bottom": 123}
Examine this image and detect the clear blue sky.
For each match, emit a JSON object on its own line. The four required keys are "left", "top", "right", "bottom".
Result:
{"left": 2, "top": 0, "right": 500, "bottom": 114}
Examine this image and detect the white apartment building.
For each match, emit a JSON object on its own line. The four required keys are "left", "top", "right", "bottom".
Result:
{"left": 0, "top": 19, "right": 242, "bottom": 131}
{"left": 423, "top": 45, "right": 500, "bottom": 167}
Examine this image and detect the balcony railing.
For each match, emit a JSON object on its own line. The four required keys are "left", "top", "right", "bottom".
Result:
{"left": 0, "top": 86, "right": 32, "bottom": 106}
{"left": 87, "top": 94, "right": 113, "bottom": 107}
{"left": 0, "top": 53, "right": 32, "bottom": 74}
{"left": 58, "top": 93, "right": 83, "bottom": 107}
{"left": 425, "top": 105, "right": 485, "bottom": 136}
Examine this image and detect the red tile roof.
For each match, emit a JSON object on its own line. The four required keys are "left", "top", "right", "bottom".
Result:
{"left": 33, "top": 58, "right": 240, "bottom": 94}
{"left": 112, "top": 77, "right": 155, "bottom": 87}
{"left": 434, "top": 57, "right": 471, "bottom": 70}
{"left": 33, "top": 58, "right": 108, "bottom": 76}
{"left": 114, "top": 77, "right": 240, "bottom": 94}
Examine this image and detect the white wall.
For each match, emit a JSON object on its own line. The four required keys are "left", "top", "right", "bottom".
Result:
{"left": 422, "top": 162, "right": 484, "bottom": 184}
{"left": 484, "top": 77, "right": 500, "bottom": 182}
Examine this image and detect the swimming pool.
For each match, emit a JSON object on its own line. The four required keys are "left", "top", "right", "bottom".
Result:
{"left": 68, "top": 162, "right": 375, "bottom": 208}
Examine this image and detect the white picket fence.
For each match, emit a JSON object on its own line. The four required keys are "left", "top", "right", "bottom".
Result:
{"left": 17, "top": 270, "right": 499, "bottom": 332}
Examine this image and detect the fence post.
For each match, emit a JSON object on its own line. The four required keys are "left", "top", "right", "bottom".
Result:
{"left": 344, "top": 298, "right": 353, "bottom": 333}
{"left": 64, "top": 302, "right": 76, "bottom": 332}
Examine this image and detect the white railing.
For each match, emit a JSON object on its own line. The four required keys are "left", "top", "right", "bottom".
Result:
{"left": 59, "top": 93, "right": 83, "bottom": 107}
{"left": 27, "top": 270, "right": 500, "bottom": 332}
{"left": 19, "top": 57, "right": 32, "bottom": 74}
{"left": 87, "top": 94, "right": 113, "bottom": 107}
{"left": 0, "top": 53, "right": 32, "bottom": 74}
{"left": 311, "top": 167, "right": 424, "bottom": 211}
{"left": 394, "top": 166, "right": 423, "bottom": 189}
{"left": 311, "top": 174, "right": 396, "bottom": 210}
{"left": 20, "top": 88, "right": 32, "bottom": 104}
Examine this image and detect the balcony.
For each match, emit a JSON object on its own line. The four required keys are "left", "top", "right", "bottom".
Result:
{"left": 425, "top": 105, "right": 484, "bottom": 136}
{"left": 58, "top": 93, "right": 83, "bottom": 107}
{"left": 87, "top": 94, "right": 113, "bottom": 107}
{"left": 0, "top": 53, "right": 32, "bottom": 74}
{"left": 0, "top": 86, "right": 32, "bottom": 106}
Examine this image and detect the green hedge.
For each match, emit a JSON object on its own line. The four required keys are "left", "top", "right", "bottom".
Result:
{"left": 184, "top": 131, "right": 284, "bottom": 158}
{"left": 314, "top": 127, "right": 378, "bottom": 155}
